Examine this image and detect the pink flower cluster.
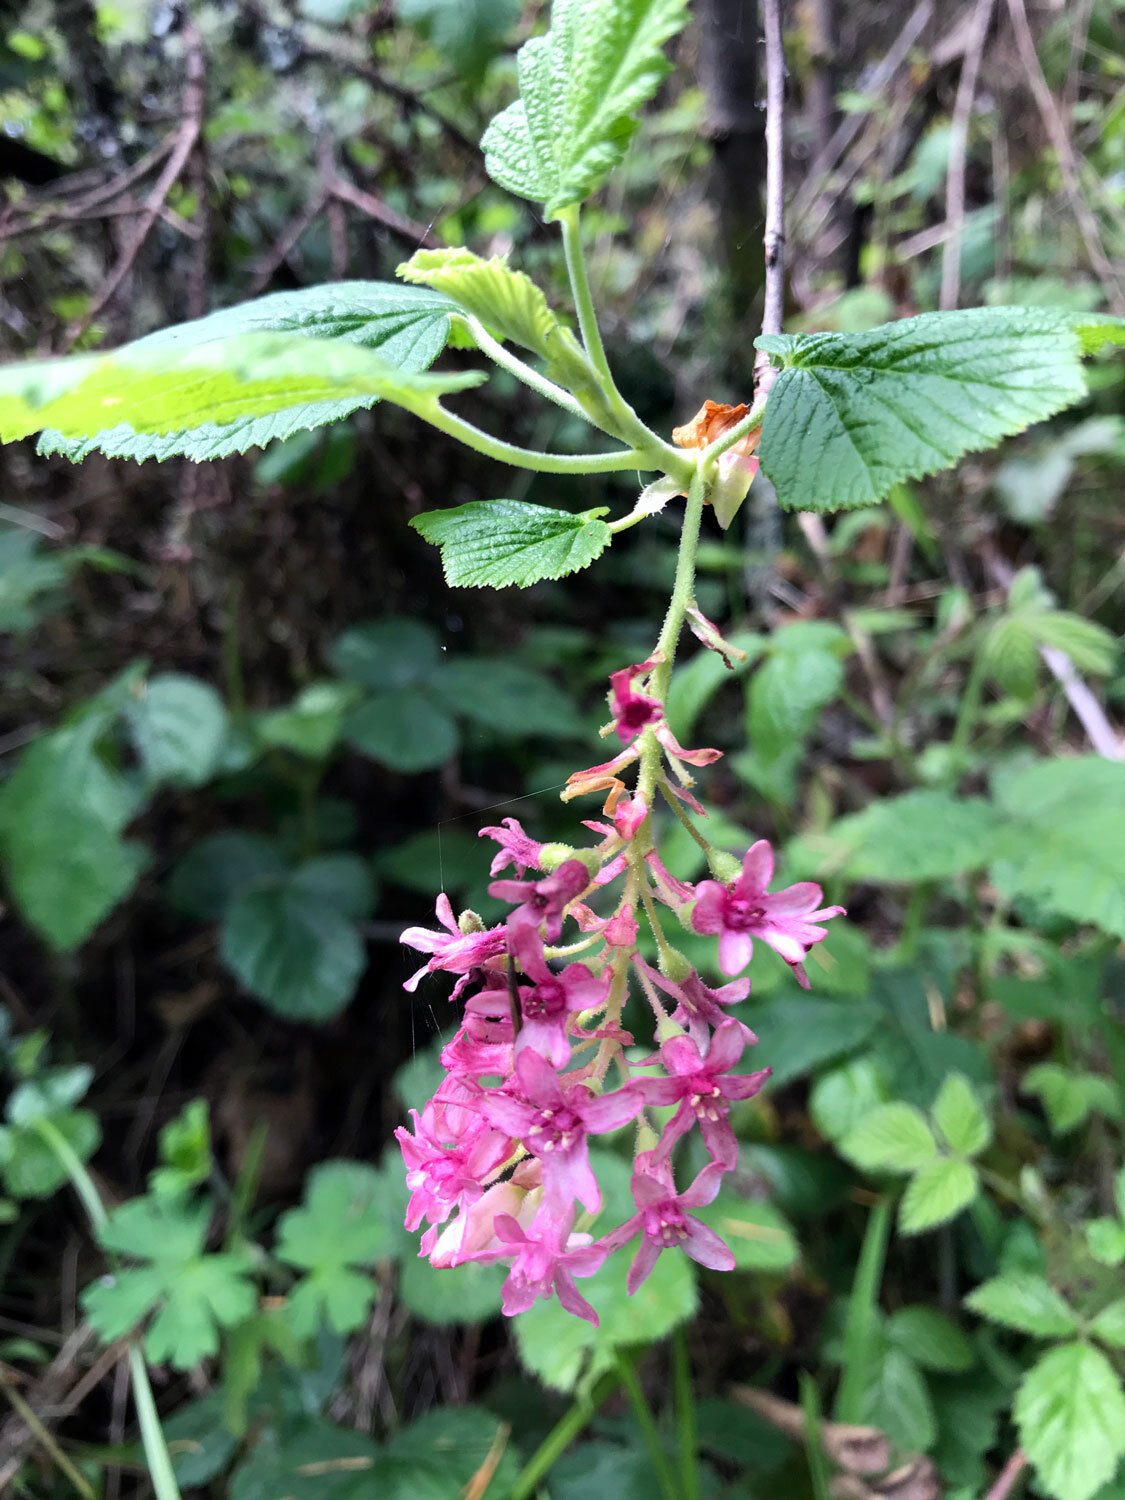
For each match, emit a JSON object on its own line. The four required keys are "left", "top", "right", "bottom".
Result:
{"left": 397, "top": 653, "right": 844, "bottom": 1324}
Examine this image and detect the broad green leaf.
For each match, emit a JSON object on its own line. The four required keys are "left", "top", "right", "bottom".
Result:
{"left": 411, "top": 500, "right": 613, "bottom": 588}
{"left": 290, "top": 855, "right": 376, "bottom": 922}
{"left": 1090, "top": 1300, "right": 1125, "bottom": 1349}
{"left": 374, "top": 828, "right": 483, "bottom": 896}
{"left": 932, "top": 1073, "right": 991, "bottom": 1158}
{"left": 229, "top": 1417, "right": 383, "bottom": 1500}
{"left": 256, "top": 681, "right": 359, "bottom": 759}
{"left": 430, "top": 659, "right": 583, "bottom": 738}
{"left": 1024, "top": 610, "right": 1118, "bottom": 676}
{"left": 810, "top": 1057, "right": 892, "bottom": 1143}
{"left": 0, "top": 528, "right": 67, "bottom": 633}
{"left": 384, "top": 1405, "right": 522, "bottom": 1498}
{"left": 0, "top": 721, "right": 147, "bottom": 951}
{"left": 327, "top": 618, "right": 442, "bottom": 691}
{"left": 1021, "top": 1063, "right": 1122, "bottom": 1134}
{"left": 887, "top": 1306, "right": 975, "bottom": 1373}
{"left": 276, "top": 1162, "right": 391, "bottom": 1337}
{"left": 397, "top": 1255, "right": 507, "bottom": 1326}
{"left": 965, "top": 1274, "right": 1079, "bottom": 1337}
{"left": 757, "top": 308, "right": 1091, "bottom": 512}
{"left": 862, "top": 1347, "right": 936, "bottom": 1454}
{"left": 547, "top": 1442, "right": 669, "bottom": 1500}
{"left": 664, "top": 631, "right": 765, "bottom": 743}
{"left": 740, "top": 997, "right": 882, "bottom": 1090}
{"left": 1087, "top": 1219, "right": 1125, "bottom": 1267}
{"left": 691, "top": 1194, "right": 799, "bottom": 1272}
{"left": 989, "top": 758, "right": 1125, "bottom": 938}
{"left": 83, "top": 1197, "right": 256, "bottom": 1369}
{"left": 4, "top": 329, "right": 480, "bottom": 456}
{"left": 167, "top": 832, "right": 285, "bottom": 923}
{"left": 220, "top": 880, "right": 366, "bottom": 1020}
{"left": 125, "top": 674, "right": 229, "bottom": 788}
{"left": 6, "top": 1066, "right": 93, "bottom": 1125}
{"left": 163, "top": 1392, "right": 240, "bottom": 1488}
{"left": 35, "top": 282, "right": 458, "bottom": 460}
{"left": 1015, "top": 1343, "right": 1125, "bottom": 1500}
{"left": 839, "top": 1102, "right": 937, "bottom": 1173}
{"left": 1072, "top": 311, "right": 1125, "bottom": 353}
{"left": 396, "top": 0, "right": 521, "bottom": 79}
{"left": 481, "top": 0, "right": 690, "bottom": 216}
{"left": 788, "top": 790, "right": 1002, "bottom": 884}
{"left": 344, "top": 691, "right": 460, "bottom": 772}
{"left": 899, "top": 1157, "right": 978, "bottom": 1235}
{"left": 0, "top": 1108, "right": 100, "bottom": 1199}
{"left": 748, "top": 647, "right": 843, "bottom": 761}
{"left": 982, "top": 615, "right": 1040, "bottom": 697}
{"left": 514, "top": 1248, "right": 696, "bottom": 1392}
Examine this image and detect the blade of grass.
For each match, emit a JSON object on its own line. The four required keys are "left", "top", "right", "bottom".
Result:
{"left": 833, "top": 1196, "right": 891, "bottom": 1424}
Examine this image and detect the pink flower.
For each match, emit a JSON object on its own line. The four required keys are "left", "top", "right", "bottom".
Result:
{"left": 609, "top": 656, "right": 664, "bottom": 743}
{"left": 634, "top": 1019, "right": 771, "bottom": 1167}
{"left": 510, "top": 926, "right": 609, "bottom": 1068}
{"left": 633, "top": 957, "right": 754, "bottom": 1051}
{"left": 480, "top": 1049, "right": 643, "bottom": 1213}
{"left": 442, "top": 985, "right": 513, "bottom": 1078}
{"left": 602, "top": 1157, "right": 735, "bottom": 1293}
{"left": 479, "top": 818, "right": 545, "bottom": 878}
{"left": 613, "top": 793, "right": 648, "bottom": 840}
{"left": 489, "top": 859, "right": 590, "bottom": 942}
{"left": 395, "top": 1107, "right": 510, "bottom": 1234}
{"left": 492, "top": 1212, "right": 606, "bottom": 1323}
{"left": 400, "top": 894, "right": 506, "bottom": 996}
{"left": 690, "top": 840, "right": 844, "bottom": 983}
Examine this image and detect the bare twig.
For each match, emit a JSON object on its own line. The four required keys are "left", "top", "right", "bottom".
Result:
{"left": 939, "top": 0, "right": 995, "bottom": 309}
{"left": 246, "top": 191, "right": 328, "bottom": 296}
{"left": 1004, "top": 0, "right": 1125, "bottom": 312}
{"left": 326, "top": 173, "right": 438, "bottom": 250}
{"left": 984, "top": 1450, "right": 1027, "bottom": 1500}
{"left": 753, "top": 0, "right": 786, "bottom": 397}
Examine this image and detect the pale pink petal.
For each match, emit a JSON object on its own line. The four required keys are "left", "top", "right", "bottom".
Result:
{"left": 555, "top": 1268, "right": 599, "bottom": 1325}
{"left": 718, "top": 928, "right": 754, "bottom": 975}
{"left": 721, "top": 1066, "right": 771, "bottom": 1101}
{"left": 738, "top": 840, "right": 774, "bottom": 897}
{"left": 576, "top": 1085, "right": 644, "bottom": 1134}
{"left": 679, "top": 1162, "right": 728, "bottom": 1210}
{"left": 682, "top": 1219, "right": 736, "bottom": 1271}
{"left": 690, "top": 882, "right": 728, "bottom": 936}
{"left": 705, "top": 1019, "right": 749, "bottom": 1074}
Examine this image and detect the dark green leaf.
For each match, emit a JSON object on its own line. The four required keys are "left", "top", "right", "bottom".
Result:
{"left": 220, "top": 882, "right": 366, "bottom": 1020}
{"left": 344, "top": 691, "right": 460, "bottom": 772}
{"left": 411, "top": 500, "right": 613, "bottom": 588}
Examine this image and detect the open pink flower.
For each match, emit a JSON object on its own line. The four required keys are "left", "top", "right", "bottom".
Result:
{"left": 395, "top": 1107, "right": 510, "bottom": 1234}
{"left": 609, "top": 656, "right": 664, "bottom": 743}
{"left": 633, "top": 957, "right": 754, "bottom": 1051}
{"left": 634, "top": 1019, "right": 771, "bottom": 1167}
{"left": 601, "top": 1157, "right": 734, "bottom": 1293}
{"left": 400, "top": 894, "right": 506, "bottom": 996}
{"left": 490, "top": 859, "right": 590, "bottom": 942}
{"left": 479, "top": 818, "right": 545, "bottom": 878}
{"left": 492, "top": 1212, "right": 606, "bottom": 1323}
{"left": 480, "top": 1049, "right": 643, "bottom": 1213}
{"left": 510, "top": 926, "right": 609, "bottom": 1068}
{"left": 690, "top": 840, "right": 844, "bottom": 983}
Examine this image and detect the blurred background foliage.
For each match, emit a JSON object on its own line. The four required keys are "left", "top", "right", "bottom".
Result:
{"left": 0, "top": 1, "right": 1123, "bottom": 1497}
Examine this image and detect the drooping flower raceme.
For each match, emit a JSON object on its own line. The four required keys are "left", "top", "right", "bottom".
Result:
{"left": 397, "top": 647, "right": 845, "bottom": 1325}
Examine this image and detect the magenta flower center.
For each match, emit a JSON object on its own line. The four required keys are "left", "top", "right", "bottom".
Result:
{"left": 522, "top": 978, "right": 567, "bottom": 1020}
{"left": 620, "top": 699, "right": 661, "bottom": 732}
{"left": 723, "top": 894, "right": 766, "bottom": 932}
{"left": 643, "top": 1202, "right": 690, "bottom": 1247}
{"left": 528, "top": 1105, "right": 582, "bottom": 1154}
{"left": 688, "top": 1080, "right": 724, "bottom": 1121}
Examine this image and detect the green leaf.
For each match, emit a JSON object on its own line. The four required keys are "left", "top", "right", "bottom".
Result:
{"left": 344, "top": 691, "right": 460, "bottom": 772}
{"left": 430, "top": 659, "right": 583, "bottom": 738}
{"left": 384, "top": 1405, "right": 522, "bottom": 1497}
{"left": 757, "top": 308, "right": 1091, "bottom": 512}
{"left": 82, "top": 1196, "right": 256, "bottom": 1369}
{"left": 1015, "top": 1342, "right": 1125, "bottom": 1500}
{"left": 411, "top": 500, "right": 613, "bottom": 588}
{"left": 275, "top": 1162, "right": 392, "bottom": 1337}
{"left": 1072, "top": 311, "right": 1125, "bottom": 354}
{"left": 787, "top": 790, "right": 1002, "bottom": 884}
{"left": 6, "top": 1066, "right": 93, "bottom": 1124}
{"left": 125, "top": 673, "right": 229, "bottom": 788}
{"left": 989, "top": 758, "right": 1125, "bottom": 937}
{"left": 691, "top": 1193, "right": 800, "bottom": 1272}
{"left": 1025, "top": 610, "right": 1118, "bottom": 676}
{"left": 862, "top": 1346, "right": 936, "bottom": 1453}
{"left": 965, "top": 1274, "right": 1079, "bottom": 1337}
{"left": 480, "top": 0, "right": 690, "bottom": 216}
{"left": 163, "top": 1391, "right": 240, "bottom": 1488}
{"left": 514, "top": 1248, "right": 697, "bottom": 1392}
{"left": 327, "top": 618, "right": 442, "bottom": 691}
{"left": 0, "top": 1109, "right": 100, "bottom": 1199}
{"left": 0, "top": 721, "right": 147, "bottom": 951}
{"left": 887, "top": 1307, "right": 975, "bottom": 1373}
{"left": 220, "top": 879, "right": 366, "bottom": 1020}
{"left": 396, "top": 0, "right": 521, "bottom": 79}
{"left": 0, "top": 528, "right": 67, "bottom": 633}
{"left": 748, "top": 647, "right": 843, "bottom": 761}
{"left": 256, "top": 681, "right": 359, "bottom": 759}
{"left": 167, "top": 832, "right": 285, "bottom": 923}
{"left": 932, "top": 1073, "right": 992, "bottom": 1158}
{"left": 229, "top": 1417, "right": 382, "bottom": 1500}
{"left": 34, "top": 282, "right": 458, "bottom": 461}
{"left": 810, "top": 1057, "right": 892, "bottom": 1143}
{"left": 839, "top": 1103, "right": 938, "bottom": 1173}
{"left": 1021, "top": 1063, "right": 1122, "bottom": 1134}
{"left": 741, "top": 997, "right": 882, "bottom": 1089}
{"left": 291, "top": 855, "right": 376, "bottom": 922}
{"left": 397, "top": 1254, "right": 507, "bottom": 1326}
{"left": 1090, "top": 1300, "right": 1125, "bottom": 1350}
{"left": 664, "top": 631, "right": 765, "bottom": 744}
{"left": 150, "top": 1099, "right": 211, "bottom": 1198}
{"left": 899, "top": 1157, "right": 978, "bottom": 1235}
{"left": 1087, "top": 1219, "right": 1125, "bottom": 1268}
{"left": 982, "top": 616, "right": 1041, "bottom": 698}
{"left": 374, "top": 828, "right": 484, "bottom": 896}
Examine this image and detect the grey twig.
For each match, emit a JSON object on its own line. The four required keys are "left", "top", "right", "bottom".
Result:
{"left": 753, "top": 0, "right": 786, "bottom": 395}
{"left": 939, "top": 0, "right": 995, "bottom": 309}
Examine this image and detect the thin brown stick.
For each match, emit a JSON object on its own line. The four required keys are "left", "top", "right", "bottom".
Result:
{"left": 63, "top": 23, "right": 206, "bottom": 347}
{"left": 1004, "top": 0, "right": 1125, "bottom": 312}
{"left": 939, "top": 0, "right": 995, "bottom": 309}
{"left": 753, "top": 0, "right": 786, "bottom": 397}
{"left": 245, "top": 191, "right": 328, "bottom": 295}
{"left": 985, "top": 1450, "right": 1028, "bottom": 1500}
{"left": 326, "top": 173, "right": 438, "bottom": 250}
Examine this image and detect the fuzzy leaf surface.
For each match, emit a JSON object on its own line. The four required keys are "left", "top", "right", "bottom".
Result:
{"left": 965, "top": 1274, "right": 1079, "bottom": 1337}
{"left": 481, "top": 0, "right": 689, "bottom": 214}
{"left": 1015, "top": 1342, "right": 1125, "bottom": 1500}
{"left": 757, "top": 308, "right": 1091, "bottom": 511}
{"left": 411, "top": 499, "right": 612, "bottom": 587}
{"left": 932, "top": 1073, "right": 992, "bottom": 1158}
{"left": 275, "top": 1162, "right": 392, "bottom": 1336}
{"left": 899, "top": 1157, "right": 978, "bottom": 1235}
{"left": 839, "top": 1102, "right": 937, "bottom": 1173}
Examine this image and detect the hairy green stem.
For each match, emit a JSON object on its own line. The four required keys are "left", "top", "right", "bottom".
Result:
{"left": 31, "top": 1119, "right": 183, "bottom": 1500}
{"left": 652, "top": 465, "right": 709, "bottom": 700}
{"left": 672, "top": 1328, "right": 700, "bottom": 1500}
{"left": 411, "top": 397, "right": 652, "bottom": 474}
{"left": 509, "top": 1370, "right": 619, "bottom": 1499}
{"left": 460, "top": 315, "right": 596, "bottom": 425}
{"left": 616, "top": 1353, "right": 680, "bottom": 1500}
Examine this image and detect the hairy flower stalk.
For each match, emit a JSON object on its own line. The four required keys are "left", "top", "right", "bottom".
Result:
{"left": 397, "top": 468, "right": 844, "bottom": 1324}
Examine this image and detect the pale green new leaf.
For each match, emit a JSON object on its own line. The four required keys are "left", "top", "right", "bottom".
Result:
{"left": 481, "top": 0, "right": 690, "bottom": 215}
{"left": 1089, "top": 1300, "right": 1125, "bottom": 1350}
{"left": 1015, "top": 1343, "right": 1125, "bottom": 1500}
{"left": 839, "top": 1102, "right": 937, "bottom": 1173}
{"left": 1087, "top": 1219, "right": 1125, "bottom": 1268}
{"left": 965, "top": 1274, "right": 1078, "bottom": 1337}
{"left": 900, "top": 1157, "right": 978, "bottom": 1235}
{"left": 33, "top": 282, "right": 457, "bottom": 460}
{"left": 275, "top": 1162, "right": 393, "bottom": 1337}
{"left": 2, "top": 329, "right": 480, "bottom": 456}
{"left": 1021, "top": 1063, "right": 1122, "bottom": 1134}
{"left": 933, "top": 1073, "right": 992, "bottom": 1159}
{"left": 787, "top": 790, "right": 1003, "bottom": 884}
{"left": 757, "top": 308, "right": 1091, "bottom": 512}
{"left": 411, "top": 500, "right": 612, "bottom": 588}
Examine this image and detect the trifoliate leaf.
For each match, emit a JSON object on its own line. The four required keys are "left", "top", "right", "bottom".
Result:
{"left": 481, "top": 0, "right": 690, "bottom": 216}
{"left": 34, "top": 282, "right": 457, "bottom": 461}
{"left": 965, "top": 1274, "right": 1079, "bottom": 1337}
{"left": 809, "top": 1057, "right": 892, "bottom": 1143}
{"left": 82, "top": 1197, "right": 256, "bottom": 1368}
{"left": 275, "top": 1162, "right": 393, "bottom": 1337}
{"left": 839, "top": 1103, "right": 938, "bottom": 1174}
{"left": 757, "top": 308, "right": 1092, "bottom": 511}
{"left": 1015, "top": 1343, "right": 1125, "bottom": 1500}
{"left": 899, "top": 1157, "right": 978, "bottom": 1235}
{"left": 887, "top": 1306, "right": 975, "bottom": 1373}
{"left": 411, "top": 499, "right": 613, "bottom": 588}
{"left": 1089, "top": 1299, "right": 1125, "bottom": 1349}
{"left": 932, "top": 1074, "right": 992, "bottom": 1159}
{"left": 220, "top": 878, "right": 366, "bottom": 1020}
{"left": 1021, "top": 1063, "right": 1122, "bottom": 1134}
